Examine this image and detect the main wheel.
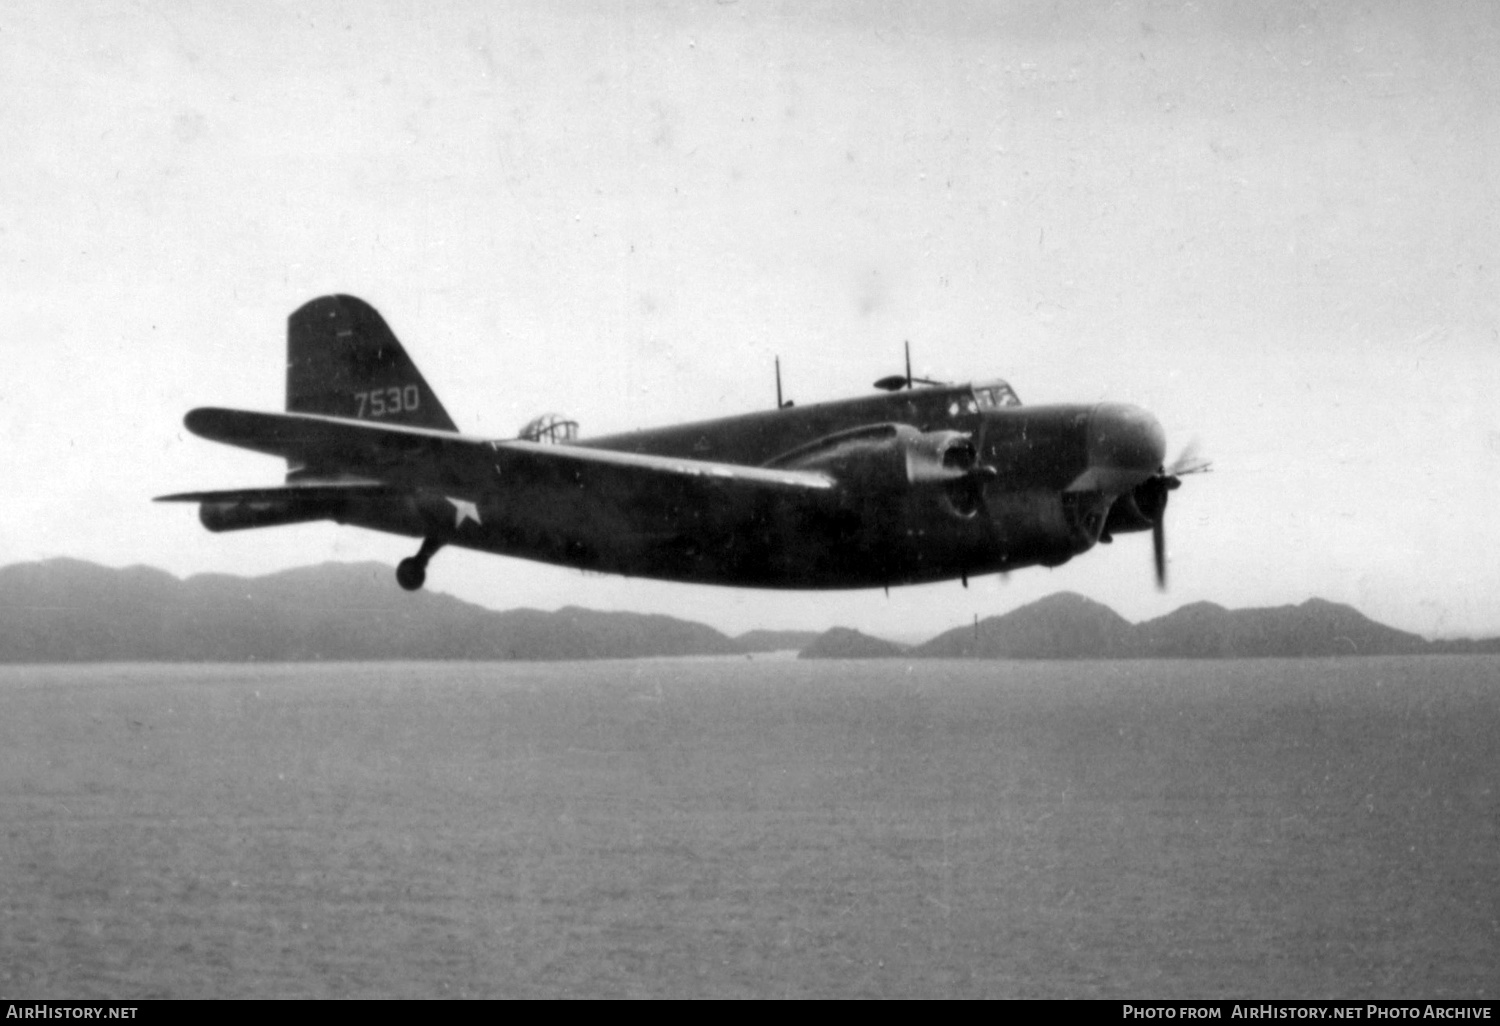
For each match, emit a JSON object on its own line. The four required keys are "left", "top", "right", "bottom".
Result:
{"left": 396, "top": 557, "right": 426, "bottom": 592}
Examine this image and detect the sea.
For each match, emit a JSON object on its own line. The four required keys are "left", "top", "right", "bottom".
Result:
{"left": 0, "top": 656, "right": 1494, "bottom": 999}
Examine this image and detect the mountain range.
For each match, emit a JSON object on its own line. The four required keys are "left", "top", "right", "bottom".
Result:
{"left": 1, "top": 559, "right": 1495, "bottom": 663}
{"left": 0, "top": 559, "right": 762, "bottom": 662}
{"left": 894, "top": 591, "right": 1500, "bottom": 660}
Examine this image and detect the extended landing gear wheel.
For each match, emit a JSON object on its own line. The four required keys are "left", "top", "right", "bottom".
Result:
{"left": 396, "top": 536, "right": 446, "bottom": 591}
{"left": 396, "top": 557, "right": 426, "bottom": 592}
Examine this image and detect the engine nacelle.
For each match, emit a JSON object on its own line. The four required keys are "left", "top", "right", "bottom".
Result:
{"left": 772, "top": 424, "right": 981, "bottom": 514}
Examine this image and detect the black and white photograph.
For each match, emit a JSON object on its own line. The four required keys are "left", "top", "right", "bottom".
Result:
{"left": 2, "top": 0, "right": 1497, "bottom": 1000}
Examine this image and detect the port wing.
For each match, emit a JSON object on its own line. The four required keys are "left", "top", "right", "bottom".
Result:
{"left": 165, "top": 407, "right": 836, "bottom": 504}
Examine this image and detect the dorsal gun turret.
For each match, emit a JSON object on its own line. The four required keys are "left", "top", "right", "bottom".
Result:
{"left": 519, "top": 413, "right": 579, "bottom": 445}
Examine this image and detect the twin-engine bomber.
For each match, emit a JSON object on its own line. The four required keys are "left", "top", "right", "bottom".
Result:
{"left": 160, "top": 295, "right": 1206, "bottom": 593}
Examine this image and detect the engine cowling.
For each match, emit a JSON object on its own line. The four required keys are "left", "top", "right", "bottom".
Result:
{"left": 1101, "top": 477, "right": 1168, "bottom": 539}
{"left": 771, "top": 423, "right": 984, "bottom": 516}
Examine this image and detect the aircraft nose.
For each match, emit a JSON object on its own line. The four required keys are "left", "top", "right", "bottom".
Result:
{"left": 1087, "top": 403, "right": 1166, "bottom": 478}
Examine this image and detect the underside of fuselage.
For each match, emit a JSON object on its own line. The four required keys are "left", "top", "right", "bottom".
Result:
{"left": 327, "top": 482, "right": 1074, "bottom": 589}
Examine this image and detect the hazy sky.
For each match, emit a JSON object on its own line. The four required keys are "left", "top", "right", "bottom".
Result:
{"left": 5, "top": 1, "right": 1498, "bottom": 639}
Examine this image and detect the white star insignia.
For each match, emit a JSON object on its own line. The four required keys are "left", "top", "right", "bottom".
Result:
{"left": 447, "top": 497, "right": 482, "bottom": 529}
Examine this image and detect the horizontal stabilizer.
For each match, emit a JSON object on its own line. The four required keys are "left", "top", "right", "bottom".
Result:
{"left": 155, "top": 481, "right": 401, "bottom": 533}
{"left": 155, "top": 481, "right": 394, "bottom": 504}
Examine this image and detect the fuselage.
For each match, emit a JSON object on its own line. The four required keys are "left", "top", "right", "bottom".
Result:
{"left": 333, "top": 381, "right": 1163, "bottom": 589}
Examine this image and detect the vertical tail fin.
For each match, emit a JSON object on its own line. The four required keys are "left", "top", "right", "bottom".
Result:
{"left": 286, "top": 295, "right": 458, "bottom": 432}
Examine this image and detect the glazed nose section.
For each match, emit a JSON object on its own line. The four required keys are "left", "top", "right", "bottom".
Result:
{"left": 1087, "top": 403, "right": 1166, "bottom": 481}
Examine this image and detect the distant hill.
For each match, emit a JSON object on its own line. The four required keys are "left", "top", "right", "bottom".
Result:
{"left": 0, "top": 559, "right": 741, "bottom": 662}
{"left": 1128, "top": 598, "right": 1430, "bottom": 658}
{"left": 912, "top": 594, "right": 1498, "bottom": 660}
{"left": 799, "top": 627, "right": 907, "bottom": 660}
{"left": 915, "top": 592, "right": 1134, "bottom": 659}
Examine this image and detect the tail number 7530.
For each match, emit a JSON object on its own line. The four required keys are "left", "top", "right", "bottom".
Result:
{"left": 355, "top": 386, "right": 421, "bottom": 418}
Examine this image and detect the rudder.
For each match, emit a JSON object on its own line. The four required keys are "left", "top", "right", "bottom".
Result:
{"left": 286, "top": 295, "right": 458, "bottom": 432}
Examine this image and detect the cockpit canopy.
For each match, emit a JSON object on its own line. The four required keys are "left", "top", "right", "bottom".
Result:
{"left": 972, "top": 381, "right": 1021, "bottom": 408}
{"left": 519, "top": 412, "right": 579, "bottom": 445}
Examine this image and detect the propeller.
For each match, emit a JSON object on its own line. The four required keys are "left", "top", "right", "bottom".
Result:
{"left": 1166, "top": 438, "right": 1211, "bottom": 477}
{"left": 1150, "top": 490, "right": 1176, "bottom": 589}
{"left": 1135, "top": 440, "right": 1211, "bottom": 589}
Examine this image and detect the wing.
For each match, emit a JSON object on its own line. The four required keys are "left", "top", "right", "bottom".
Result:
{"left": 169, "top": 407, "right": 836, "bottom": 503}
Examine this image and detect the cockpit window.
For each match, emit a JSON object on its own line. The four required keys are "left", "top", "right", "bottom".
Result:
{"left": 974, "top": 383, "right": 1021, "bottom": 408}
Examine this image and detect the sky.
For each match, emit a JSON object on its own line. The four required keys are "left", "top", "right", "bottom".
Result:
{"left": 4, "top": 0, "right": 1498, "bottom": 640}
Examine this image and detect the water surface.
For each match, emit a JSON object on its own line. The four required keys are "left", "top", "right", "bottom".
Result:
{"left": 1, "top": 657, "right": 1494, "bottom": 998}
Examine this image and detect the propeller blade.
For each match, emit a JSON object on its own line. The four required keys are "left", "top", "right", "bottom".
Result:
{"left": 1153, "top": 516, "right": 1167, "bottom": 590}
{"left": 1168, "top": 438, "right": 1212, "bottom": 477}
{"left": 1135, "top": 471, "right": 1178, "bottom": 590}
{"left": 1135, "top": 439, "right": 1202, "bottom": 590}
